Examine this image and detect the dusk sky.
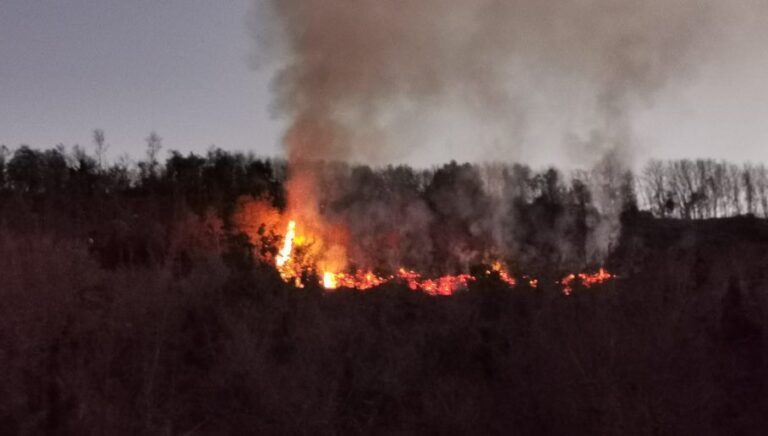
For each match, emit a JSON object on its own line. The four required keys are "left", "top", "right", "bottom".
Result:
{"left": 1, "top": 0, "right": 283, "bottom": 161}
{"left": 2, "top": 0, "right": 768, "bottom": 167}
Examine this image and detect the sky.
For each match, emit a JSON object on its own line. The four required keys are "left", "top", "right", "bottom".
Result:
{"left": 2, "top": 0, "right": 768, "bottom": 167}
{"left": 0, "top": 0, "right": 283, "bottom": 161}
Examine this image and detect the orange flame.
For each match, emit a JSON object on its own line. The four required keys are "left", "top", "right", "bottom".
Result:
{"left": 276, "top": 220, "right": 296, "bottom": 268}
{"left": 560, "top": 268, "right": 615, "bottom": 296}
{"left": 323, "top": 270, "right": 389, "bottom": 290}
{"left": 397, "top": 268, "right": 475, "bottom": 296}
{"left": 487, "top": 261, "right": 517, "bottom": 286}
{"left": 235, "top": 197, "right": 616, "bottom": 296}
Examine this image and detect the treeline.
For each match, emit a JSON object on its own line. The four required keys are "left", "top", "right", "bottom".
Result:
{"left": 638, "top": 159, "right": 768, "bottom": 219}
{"left": 1, "top": 137, "right": 766, "bottom": 224}
{"left": 0, "top": 137, "right": 283, "bottom": 248}
{"left": 0, "top": 139, "right": 631, "bottom": 272}
{"left": 0, "top": 141, "right": 283, "bottom": 215}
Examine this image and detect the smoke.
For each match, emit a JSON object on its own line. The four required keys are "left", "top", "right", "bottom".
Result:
{"left": 251, "top": 0, "right": 746, "bottom": 167}
{"left": 247, "top": 0, "right": 763, "bottom": 271}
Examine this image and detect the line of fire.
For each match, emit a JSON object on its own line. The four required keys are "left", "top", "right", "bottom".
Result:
{"left": 236, "top": 195, "right": 615, "bottom": 296}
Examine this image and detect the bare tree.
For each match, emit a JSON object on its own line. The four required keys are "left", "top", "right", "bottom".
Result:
{"left": 668, "top": 160, "right": 691, "bottom": 218}
{"left": 743, "top": 164, "right": 756, "bottom": 216}
{"left": 0, "top": 144, "right": 8, "bottom": 190}
{"left": 710, "top": 161, "right": 729, "bottom": 217}
{"left": 145, "top": 131, "right": 163, "bottom": 178}
{"left": 725, "top": 163, "right": 743, "bottom": 216}
{"left": 753, "top": 164, "right": 768, "bottom": 218}
{"left": 640, "top": 160, "right": 669, "bottom": 217}
{"left": 93, "top": 129, "right": 108, "bottom": 171}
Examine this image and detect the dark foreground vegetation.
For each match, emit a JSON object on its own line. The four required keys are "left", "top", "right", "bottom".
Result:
{"left": 0, "top": 140, "right": 767, "bottom": 434}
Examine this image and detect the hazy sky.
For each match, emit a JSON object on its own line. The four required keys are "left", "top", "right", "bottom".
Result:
{"left": 2, "top": 0, "right": 768, "bottom": 167}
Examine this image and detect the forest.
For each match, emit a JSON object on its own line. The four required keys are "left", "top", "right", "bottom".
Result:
{"left": 0, "top": 136, "right": 766, "bottom": 434}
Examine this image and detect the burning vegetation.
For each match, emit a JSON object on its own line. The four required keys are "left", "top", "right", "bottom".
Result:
{"left": 234, "top": 164, "right": 617, "bottom": 296}
{"left": 263, "top": 216, "right": 615, "bottom": 295}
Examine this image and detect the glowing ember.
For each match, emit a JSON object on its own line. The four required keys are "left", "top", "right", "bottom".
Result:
{"left": 396, "top": 269, "right": 475, "bottom": 296}
{"left": 560, "top": 268, "right": 615, "bottom": 295}
{"left": 322, "top": 270, "right": 390, "bottom": 290}
{"left": 581, "top": 268, "right": 614, "bottom": 287}
{"left": 320, "top": 269, "right": 475, "bottom": 294}
{"left": 487, "top": 261, "right": 517, "bottom": 286}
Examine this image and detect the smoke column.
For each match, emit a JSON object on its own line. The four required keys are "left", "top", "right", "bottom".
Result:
{"left": 250, "top": 0, "right": 763, "bottom": 166}
{"left": 248, "top": 0, "right": 765, "bottom": 271}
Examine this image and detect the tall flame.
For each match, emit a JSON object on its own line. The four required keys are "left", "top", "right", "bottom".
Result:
{"left": 323, "top": 271, "right": 338, "bottom": 289}
{"left": 276, "top": 220, "right": 296, "bottom": 268}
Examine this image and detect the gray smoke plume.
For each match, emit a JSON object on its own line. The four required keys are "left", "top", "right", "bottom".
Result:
{"left": 250, "top": 0, "right": 761, "bottom": 270}
{"left": 250, "top": 0, "right": 752, "bottom": 167}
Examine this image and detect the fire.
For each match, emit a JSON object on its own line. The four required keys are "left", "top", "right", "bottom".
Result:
{"left": 397, "top": 269, "right": 475, "bottom": 296}
{"left": 322, "top": 271, "right": 337, "bottom": 289}
{"left": 581, "top": 268, "right": 614, "bottom": 287}
{"left": 560, "top": 268, "right": 615, "bottom": 296}
{"left": 276, "top": 220, "right": 296, "bottom": 268}
{"left": 318, "top": 267, "right": 478, "bottom": 295}
{"left": 236, "top": 198, "right": 616, "bottom": 296}
{"left": 487, "top": 261, "right": 517, "bottom": 286}
{"left": 268, "top": 217, "right": 485, "bottom": 294}
{"left": 322, "top": 270, "right": 389, "bottom": 290}
{"left": 273, "top": 220, "right": 306, "bottom": 287}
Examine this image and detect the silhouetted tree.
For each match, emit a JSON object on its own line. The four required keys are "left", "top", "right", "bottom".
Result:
{"left": 0, "top": 145, "right": 8, "bottom": 191}
{"left": 68, "top": 145, "right": 99, "bottom": 197}
{"left": 41, "top": 146, "right": 69, "bottom": 194}
{"left": 637, "top": 159, "right": 768, "bottom": 219}
{"left": 7, "top": 146, "right": 43, "bottom": 193}
{"left": 166, "top": 152, "right": 204, "bottom": 194}
{"left": 425, "top": 162, "right": 494, "bottom": 272}
{"left": 139, "top": 132, "right": 163, "bottom": 184}
{"left": 105, "top": 154, "right": 134, "bottom": 193}
{"left": 383, "top": 165, "right": 422, "bottom": 196}
{"left": 93, "top": 129, "right": 108, "bottom": 171}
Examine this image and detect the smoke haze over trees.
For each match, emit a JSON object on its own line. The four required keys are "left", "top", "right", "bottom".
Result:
{"left": 2, "top": 142, "right": 768, "bottom": 271}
